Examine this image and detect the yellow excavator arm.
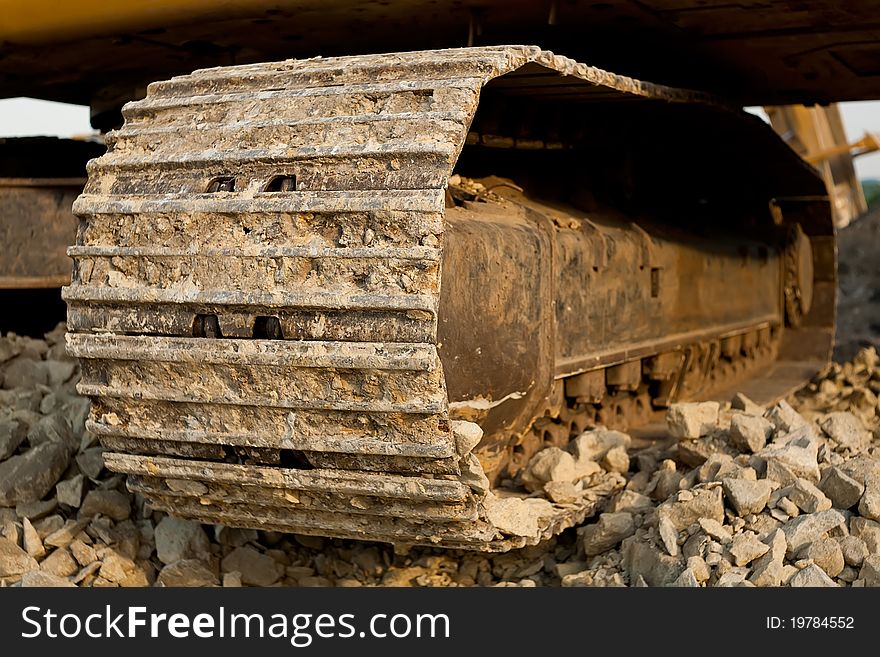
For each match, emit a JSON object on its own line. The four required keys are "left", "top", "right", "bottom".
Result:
{"left": 0, "top": 0, "right": 270, "bottom": 42}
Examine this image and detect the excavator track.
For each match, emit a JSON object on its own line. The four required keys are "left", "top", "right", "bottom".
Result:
{"left": 64, "top": 46, "right": 834, "bottom": 551}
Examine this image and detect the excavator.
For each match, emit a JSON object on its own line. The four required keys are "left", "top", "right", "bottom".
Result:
{"left": 1, "top": 1, "right": 874, "bottom": 550}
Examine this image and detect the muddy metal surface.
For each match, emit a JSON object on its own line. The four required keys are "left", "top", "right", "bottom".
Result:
{"left": 62, "top": 46, "right": 833, "bottom": 550}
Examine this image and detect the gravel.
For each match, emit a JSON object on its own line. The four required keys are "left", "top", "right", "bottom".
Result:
{"left": 3, "top": 238, "right": 880, "bottom": 588}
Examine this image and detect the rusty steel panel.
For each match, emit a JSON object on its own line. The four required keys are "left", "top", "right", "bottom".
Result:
{"left": 439, "top": 203, "right": 555, "bottom": 449}
{"left": 0, "top": 178, "right": 84, "bottom": 288}
{"left": 66, "top": 46, "right": 834, "bottom": 551}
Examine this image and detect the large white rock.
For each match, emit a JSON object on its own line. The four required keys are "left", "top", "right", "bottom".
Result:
{"left": 666, "top": 402, "right": 720, "bottom": 440}
{"left": 154, "top": 516, "right": 212, "bottom": 566}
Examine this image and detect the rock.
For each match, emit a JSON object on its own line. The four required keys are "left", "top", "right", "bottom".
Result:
{"left": 621, "top": 536, "right": 684, "bottom": 586}
{"left": 774, "top": 496, "right": 796, "bottom": 518}
{"left": 2, "top": 520, "right": 20, "bottom": 544}
{"left": 722, "top": 478, "right": 774, "bottom": 515}
{"left": 459, "top": 453, "right": 490, "bottom": 496}
{"left": 483, "top": 495, "right": 551, "bottom": 538}
{"left": 1, "top": 356, "right": 48, "bottom": 389}
{"left": 15, "top": 498, "right": 57, "bottom": 520}
{"left": 788, "top": 564, "right": 838, "bottom": 587}
{"left": 0, "top": 389, "right": 40, "bottom": 412}
{"left": 75, "top": 447, "right": 104, "bottom": 479}
{"left": 848, "top": 387, "right": 878, "bottom": 417}
{"left": 729, "top": 533, "right": 770, "bottom": 566}
{"left": 781, "top": 564, "right": 800, "bottom": 585}
{"left": 839, "top": 456, "right": 880, "bottom": 487}
{"left": 746, "top": 512, "right": 782, "bottom": 536}
{"left": 748, "top": 529, "right": 788, "bottom": 587}
{"left": 223, "top": 571, "right": 242, "bottom": 587}
{"left": 581, "top": 512, "right": 635, "bottom": 556}
{"left": 221, "top": 546, "right": 282, "bottom": 586}
{"left": 118, "top": 565, "right": 151, "bottom": 588}
{"left": 544, "top": 481, "right": 579, "bottom": 504}
{"left": 56, "top": 474, "right": 84, "bottom": 508}
{"left": 607, "top": 490, "right": 653, "bottom": 514}
{"left": 682, "top": 532, "right": 707, "bottom": 559}
{"left": 715, "top": 569, "right": 751, "bottom": 587}
{"left": 79, "top": 489, "right": 131, "bottom": 521}
{"left": 69, "top": 540, "right": 97, "bottom": 568}
{"left": 215, "top": 526, "right": 258, "bottom": 547}
{"left": 380, "top": 566, "right": 430, "bottom": 587}
{"left": 41, "top": 548, "right": 79, "bottom": 577}
{"left": 659, "top": 486, "right": 724, "bottom": 531}
{"left": 601, "top": 446, "right": 630, "bottom": 474}
{"left": 670, "top": 567, "right": 699, "bottom": 587}
{"left": 676, "top": 439, "right": 720, "bottom": 468}
{"left": 858, "top": 555, "right": 880, "bottom": 586}
{"left": 27, "top": 414, "right": 76, "bottom": 453}
{"left": 33, "top": 515, "right": 64, "bottom": 539}
{"left": 0, "top": 536, "right": 38, "bottom": 577}
{"left": 571, "top": 429, "right": 630, "bottom": 463}
{"left": 697, "top": 453, "right": 739, "bottom": 483}
{"left": 20, "top": 571, "right": 75, "bottom": 587}
{"left": 44, "top": 361, "right": 76, "bottom": 388}
{"left": 44, "top": 519, "right": 89, "bottom": 549}
{"left": 521, "top": 447, "right": 576, "bottom": 492}
{"left": 850, "top": 517, "right": 880, "bottom": 555}
{"left": 559, "top": 571, "right": 594, "bottom": 587}
{"left": 800, "top": 539, "right": 845, "bottom": 578}
{"left": 651, "top": 461, "right": 685, "bottom": 500}
{"left": 666, "top": 402, "right": 720, "bottom": 440}
{"left": 837, "top": 535, "right": 868, "bottom": 567}
{"left": 451, "top": 421, "right": 482, "bottom": 458}
{"left": 687, "top": 556, "right": 710, "bottom": 582}
{"left": 787, "top": 478, "right": 833, "bottom": 514}
{"left": 22, "top": 518, "right": 45, "bottom": 559}
{"left": 99, "top": 550, "right": 143, "bottom": 585}
{"left": 63, "top": 398, "right": 90, "bottom": 440}
{"left": 554, "top": 561, "right": 587, "bottom": 578}
{"left": 765, "top": 400, "right": 808, "bottom": 434}
{"left": 0, "top": 441, "right": 69, "bottom": 506}
{"left": 820, "top": 412, "right": 871, "bottom": 451}
{"left": 298, "top": 576, "right": 332, "bottom": 587}
{"left": 759, "top": 442, "right": 820, "bottom": 485}
{"left": 819, "top": 467, "right": 865, "bottom": 510}
{"left": 157, "top": 559, "right": 219, "bottom": 587}
{"left": 781, "top": 509, "right": 846, "bottom": 556}
{"left": 729, "top": 414, "right": 772, "bottom": 453}
{"left": 698, "top": 518, "right": 732, "bottom": 544}
{"left": 0, "top": 338, "right": 22, "bottom": 363}
{"left": 839, "top": 566, "right": 859, "bottom": 583}
{"left": 658, "top": 516, "right": 679, "bottom": 556}
{"left": 731, "top": 392, "right": 764, "bottom": 416}
{"left": 0, "top": 417, "right": 26, "bottom": 460}
{"left": 858, "top": 476, "right": 880, "bottom": 522}
{"left": 154, "top": 517, "right": 211, "bottom": 566}
{"left": 8, "top": 409, "right": 40, "bottom": 432}
{"left": 70, "top": 560, "right": 100, "bottom": 586}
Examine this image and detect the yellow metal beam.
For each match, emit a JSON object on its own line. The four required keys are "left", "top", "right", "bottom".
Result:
{"left": 803, "top": 132, "right": 880, "bottom": 165}
{"left": 0, "top": 0, "right": 280, "bottom": 43}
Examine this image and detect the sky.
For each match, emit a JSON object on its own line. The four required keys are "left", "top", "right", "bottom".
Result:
{"left": 1, "top": 96, "right": 879, "bottom": 179}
